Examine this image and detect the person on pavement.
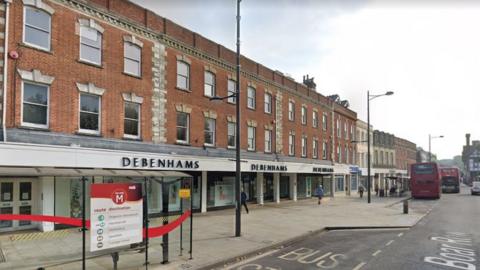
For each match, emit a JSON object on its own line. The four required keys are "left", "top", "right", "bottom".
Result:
{"left": 375, "top": 183, "right": 379, "bottom": 196}
{"left": 315, "top": 184, "right": 324, "bottom": 205}
{"left": 241, "top": 190, "right": 249, "bottom": 214}
{"left": 359, "top": 185, "right": 364, "bottom": 198}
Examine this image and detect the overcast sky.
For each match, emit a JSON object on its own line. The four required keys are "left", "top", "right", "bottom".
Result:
{"left": 131, "top": 0, "right": 480, "bottom": 159}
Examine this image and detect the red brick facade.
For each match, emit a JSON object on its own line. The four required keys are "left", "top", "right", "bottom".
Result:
{"left": 394, "top": 137, "right": 417, "bottom": 171}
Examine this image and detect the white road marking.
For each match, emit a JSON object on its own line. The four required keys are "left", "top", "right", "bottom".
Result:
{"left": 397, "top": 232, "right": 404, "bottom": 237}
{"left": 386, "top": 240, "right": 394, "bottom": 246}
{"left": 372, "top": 250, "right": 382, "bottom": 256}
{"left": 224, "top": 249, "right": 280, "bottom": 269}
{"left": 352, "top": 262, "right": 367, "bottom": 270}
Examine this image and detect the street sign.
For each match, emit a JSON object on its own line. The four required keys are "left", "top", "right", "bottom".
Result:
{"left": 179, "top": 188, "right": 191, "bottom": 198}
{"left": 90, "top": 183, "right": 143, "bottom": 252}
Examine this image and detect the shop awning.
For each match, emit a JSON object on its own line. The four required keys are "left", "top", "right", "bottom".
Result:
{"left": 0, "top": 166, "right": 191, "bottom": 178}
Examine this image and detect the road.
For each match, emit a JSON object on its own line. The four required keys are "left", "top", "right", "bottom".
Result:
{"left": 226, "top": 185, "right": 479, "bottom": 270}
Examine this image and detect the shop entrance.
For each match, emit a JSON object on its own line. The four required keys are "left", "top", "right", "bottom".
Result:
{"left": 264, "top": 173, "right": 274, "bottom": 201}
{"left": 0, "top": 179, "right": 37, "bottom": 232}
{"left": 280, "top": 176, "right": 290, "bottom": 198}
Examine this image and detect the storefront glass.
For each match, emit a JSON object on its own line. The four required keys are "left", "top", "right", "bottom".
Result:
{"left": 242, "top": 173, "right": 257, "bottom": 202}
{"left": 280, "top": 176, "right": 290, "bottom": 198}
{"left": 321, "top": 175, "right": 332, "bottom": 196}
{"left": 351, "top": 174, "right": 358, "bottom": 191}
{"left": 335, "top": 175, "right": 345, "bottom": 192}
{"left": 54, "top": 177, "right": 93, "bottom": 219}
{"left": 207, "top": 172, "right": 235, "bottom": 208}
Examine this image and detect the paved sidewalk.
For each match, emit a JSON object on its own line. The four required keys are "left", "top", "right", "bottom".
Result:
{"left": 0, "top": 194, "right": 434, "bottom": 270}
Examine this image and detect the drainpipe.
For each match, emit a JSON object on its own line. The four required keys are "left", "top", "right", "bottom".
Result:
{"left": 2, "top": 0, "right": 11, "bottom": 142}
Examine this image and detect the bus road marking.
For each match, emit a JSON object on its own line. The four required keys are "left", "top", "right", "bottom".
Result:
{"left": 372, "top": 250, "right": 382, "bottom": 256}
{"left": 386, "top": 240, "right": 394, "bottom": 246}
{"left": 352, "top": 262, "right": 367, "bottom": 270}
{"left": 397, "top": 233, "right": 404, "bottom": 237}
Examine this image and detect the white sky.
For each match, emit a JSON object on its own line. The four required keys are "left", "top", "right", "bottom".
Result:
{"left": 131, "top": 0, "right": 480, "bottom": 159}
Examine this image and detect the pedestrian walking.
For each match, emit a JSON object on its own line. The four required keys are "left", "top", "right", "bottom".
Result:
{"left": 374, "top": 183, "right": 379, "bottom": 196}
{"left": 241, "top": 190, "right": 249, "bottom": 214}
{"left": 359, "top": 185, "right": 364, "bottom": 198}
{"left": 315, "top": 184, "right": 324, "bottom": 205}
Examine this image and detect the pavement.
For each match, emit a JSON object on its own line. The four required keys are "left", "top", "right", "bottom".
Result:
{"left": 229, "top": 185, "right": 479, "bottom": 270}
{"left": 0, "top": 192, "right": 432, "bottom": 270}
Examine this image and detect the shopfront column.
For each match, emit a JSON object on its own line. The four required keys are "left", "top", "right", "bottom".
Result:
{"left": 273, "top": 173, "right": 280, "bottom": 203}
{"left": 201, "top": 171, "right": 207, "bottom": 213}
{"left": 289, "top": 173, "right": 297, "bottom": 201}
{"left": 256, "top": 172, "right": 264, "bottom": 205}
{"left": 39, "top": 177, "right": 54, "bottom": 232}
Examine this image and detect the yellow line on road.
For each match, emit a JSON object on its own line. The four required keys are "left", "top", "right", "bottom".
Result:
{"left": 352, "top": 262, "right": 367, "bottom": 270}
{"left": 372, "top": 250, "right": 382, "bottom": 256}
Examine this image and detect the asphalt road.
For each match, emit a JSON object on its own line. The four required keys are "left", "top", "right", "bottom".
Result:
{"left": 226, "top": 185, "right": 479, "bottom": 270}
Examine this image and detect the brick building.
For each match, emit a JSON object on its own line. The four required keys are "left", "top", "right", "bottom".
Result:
{"left": 394, "top": 136, "right": 416, "bottom": 191}
{"left": 0, "top": 0, "right": 358, "bottom": 232}
{"left": 462, "top": 133, "right": 480, "bottom": 184}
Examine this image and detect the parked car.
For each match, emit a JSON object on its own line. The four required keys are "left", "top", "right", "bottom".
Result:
{"left": 471, "top": 181, "right": 480, "bottom": 195}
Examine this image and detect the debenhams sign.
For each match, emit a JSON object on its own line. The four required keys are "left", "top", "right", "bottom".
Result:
{"left": 122, "top": 157, "right": 200, "bottom": 169}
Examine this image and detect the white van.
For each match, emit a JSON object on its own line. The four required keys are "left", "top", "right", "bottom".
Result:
{"left": 471, "top": 181, "right": 480, "bottom": 195}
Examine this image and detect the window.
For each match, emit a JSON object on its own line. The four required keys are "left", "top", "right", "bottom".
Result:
{"left": 344, "top": 122, "right": 348, "bottom": 139}
{"left": 345, "top": 147, "right": 349, "bottom": 163}
{"left": 301, "top": 136, "right": 307, "bottom": 157}
{"left": 322, "top": 113, "right": 328, "bottom": 131}
{"left": 124, "top": 42, "right": 141, "bottom": 76}
{"left": 264, "top": 130, "right": 272, "bottom": 153}
{"left": 204, "top": 118, "right": 215, "bottom": 146}
{"left": 227, "top": 79, "right": 236, "bottom": 104}
{"left": 301, "top": 106, "right": 307, "bottom": 125}
{"left": 79, "top": 93, "right": 100, "bottom": 134}
{"left": 322, "top": 141, "right": 328, "bottom": 160}
{"left": 264, "top": 93, "right": 272, "bottom": 114}
{"left": 337, "top": 146, "right": 341, "bottom": 162}
{"left": 247, "top": 87, "right": 256, "bottom": 109}
{"left": 226, "top": 122, "right": 236, "bottom": 148}
{"left": 124, "top": 102, "right": 140, "bottom": 138}
{"left": 176, "top": 112, "right": 189, "bottom": 143}
{"left": 337, "top": 119, "right": 341, "bottom": 138}
{"left": 247, "top": 126, "right": 256, "bottom": 151}
{"left": 374, "top": 150, "right": 378, "bottom": 165}
{"left": 24, "top": 6, "right": 51, "bottom": 50}
{"left": 350, "top": 125, "right": 354, "bottom": 140}
{"left": 313, "top": 111, "right": 318, "bottom": 128}
{"left": 204, "top": 71, "right": 215, "bottom": 97}
{"left": 80, "top": 25, "right": 102, "bottom": 65}
{"left": 176, "top": 61, "right": 190, "bottom": 90}
{"left": 22, "top": 82, "right": 49, "bottom": 128}
{"left": 313, "top": 139, "right": 318, "bottom": 159}
{"left": 288, "top": 101, "right": 295, "bottom": 121}
{"left": 380, "top": 151, "right": 384, "bottom": 165}
{"left": 289, "top": 134, "right": 295, "bottom": 156}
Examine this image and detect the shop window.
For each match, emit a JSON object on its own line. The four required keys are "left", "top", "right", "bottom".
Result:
{"left": 124, "top": 102, "right": 140, "bottom": 138}
{"left": 24, "top": 6, "right": 51, "bottom": 51}
{"left": 227, "top": 79, "right": 236, "bottom": 104}
{"left": 264, "top": 93, "right": 272, "bottom": 114}
{"left": 124, "top": 42, "right": 141, "bottom": 76}
{"left": 54, "top": 177, "right": 92, "bottom": 219}
{"left": 247, "top": 86, "right": 256, "bottom": 109}
{"left": 177, "top": 61, "right": 190, "bottom": 90}
{"left": 336, "top": 176, "right": 345, "bottom": 192}
{"left": 80, "top": 25, "right": 102, "bottom": 65}
{"left": 176, "top": 112, "right": 190, "bottom": 144}
{"left": 22, "top": 82, "right": 49, "bottom": 128}
{"left": 204, "top": 71, "right": 215, "bottom": 97}
{"left": 247, "top": 126, "right": 256, "bottom": 151}
{"left": 204, "top": 117, "right": 216, "bottom": 146}
{"left": 79, "top": 93, "right": 101, "bottom": 134}
{"left": 207, "top": 175, "right": 235, "bottom": 207}
{"left": 227, "top": 122, "right": 236, "bottom": 148}
{"left": 264, "top": 129, "right": 272, "bottom": 153}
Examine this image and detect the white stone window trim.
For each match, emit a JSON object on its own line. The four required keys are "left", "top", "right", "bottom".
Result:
{"left": 264, "top": 129, "right": 272, "bottom": 153}
{"left": 17, "top": 69, "right": 55, "bottom": 85}
{"left": 76, "top": 82, "right": 105, "bottom": 96}
{"left": 21, "top": 81, "right": 50, "bottom": 129}
{"left": 204, "top": 117, "right": 216, "bottom": 147}
{"left": 22, "top": 5, "right": 52, "bottom": 52}
{"left": 78, "top": 18, "right": 103, "bottom": 66}
{"left": 247, "top": 126, "right": 256, "bottom": 151}
{"left": 122, "top": 92, "right": 144, "bottom": 104}
{"left": 78, "top": 18, "right": 104, "bottom": 34}
{"left": 23, "top": 0, "right": 55, "bottom": 15}
{"left": 123, "top": 35, "right": 143, "bottom": 48}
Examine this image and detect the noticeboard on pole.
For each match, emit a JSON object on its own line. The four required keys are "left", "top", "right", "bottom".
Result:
{"left": 90, "top": 183, "right": 143, "bottom": 252}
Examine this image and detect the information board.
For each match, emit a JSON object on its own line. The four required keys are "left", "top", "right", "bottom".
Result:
{"left": 90, "top": 183, "right": 143, "bottom": 252}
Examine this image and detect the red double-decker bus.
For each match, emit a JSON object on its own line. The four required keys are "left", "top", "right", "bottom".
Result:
{"left": 440, "top": 167, "right": 460, "bottom": 193}
{"left": 410, "top": 162, "right": 441, "bottom": 199}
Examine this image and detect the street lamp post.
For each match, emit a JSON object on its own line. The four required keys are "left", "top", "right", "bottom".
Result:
{"left": 209, "top": 0, "right": 242, "bottom": 237}
{"left": 428, "top": 134, "right": 444, "bottom": 162}
{"left": 367, "top": 91, "right": 394, "bottom": 203}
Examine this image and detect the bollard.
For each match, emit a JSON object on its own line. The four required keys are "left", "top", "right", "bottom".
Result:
{"left": 111, "top": 252, "right": 119, "bottom": 270}
{"left": 403, "top": 200, "right": 408, "bottom": 214}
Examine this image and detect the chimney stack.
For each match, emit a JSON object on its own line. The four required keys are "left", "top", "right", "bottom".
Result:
{"left": 466, "top": 133, "right": 471, "bottom": 146}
